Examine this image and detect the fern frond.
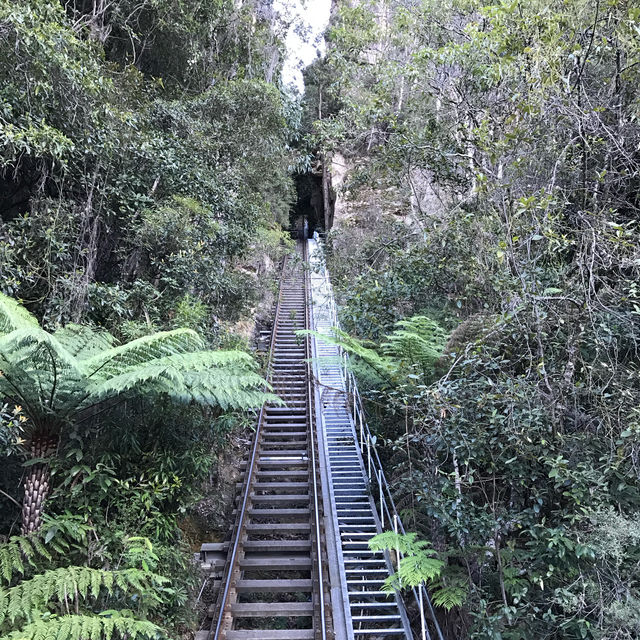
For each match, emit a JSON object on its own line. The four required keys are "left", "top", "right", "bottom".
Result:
{"left": 53, "top": 325, "right": 117, "bottom": 360}
{"left": 0, "top": 294, "right": 38, "bottom": 336}
{"left": 0, "top": 543, "right": 23, "bottom": 586}
{"left": 85, "top": 351, "right": 276, "bottom": 410}
{"left": 395, "top": 548, "right": 444, "bottom": 587}
{"left": 430, "top": 583, "right": 467, "bottom": 610}
{"left": 81, "top": 330, "right": 206, "bottom": 378}
{"left": 0, "top": 567, "right": 167, "bottom": 625}
{"left": 0, "top": 329, "right": 79, "bottom": 373}
{"left": 369, "top": 531, "right": 444, "bottom": 590}
{"left": 382, "top": 315, "right": 448, "bottom": 371}
{"left": 0, "top": 329, "right": 84, "bottom": 413}
{"left": 0, "top": 536, "right": 51, "bottom": 586}
{"left": 0, "top": 294, "right": 275, "bottom": 449}
{"left": 0, "top": 613, "right": 163, "bottom": 640}
{"left": 299, "top": 328, "right": 396, "bottom": 385}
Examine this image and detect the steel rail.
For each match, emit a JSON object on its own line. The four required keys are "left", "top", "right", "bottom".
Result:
{"left": 210, "top": 255, "right": 286, "bottom": 640}
{"left": 303, "top": 241, "right": 328, "bottom": 640}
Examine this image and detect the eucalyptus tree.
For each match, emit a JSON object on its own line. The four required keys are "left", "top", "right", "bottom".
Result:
{"left": 0, "top": 294, "right": 275, "bottom": 534}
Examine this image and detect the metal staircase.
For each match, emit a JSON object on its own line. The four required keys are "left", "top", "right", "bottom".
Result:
{"left": 308, "top": 240, "right": 412, "bottom": 639}
{"left": 308, "top": 237, "right": 443, "bottom": 640}
{"left": 197, "top": 237, "right": 444, "bottom": 640}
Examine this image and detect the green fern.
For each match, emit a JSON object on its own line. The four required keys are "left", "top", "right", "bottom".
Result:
{"left": 430, "top": 582, "right": 467, "bottom": 611}
{"left": 299, "top": 328, "right": 396, "bottom": 386}
{"left": 0, "top": 534, "right": 168, "bottom": 640}
{"left": 53, "top": 324, "right": 117, "bottom": 359}
{"left": 0, "top": 567, "right": 167, "bottom": 627}
{"left": 0, "top": 537, "right": 51, "bottom": 585}
{"left": 0, "top": 292, "right": 278, "bottom": 532}
{"left": 369, "top": 531, "right": 444, "bottom": 591}
{"left": 0, "top": 296, "right": 38, "bottom": 335}
{"left": 381, "top": 315, "right": 449, "bottom": 373}
{"left": 0, "top": 612, "right": 163, "bottom": 640}
{"left": 300, "top": 314, "right": 448, "bottom": 387}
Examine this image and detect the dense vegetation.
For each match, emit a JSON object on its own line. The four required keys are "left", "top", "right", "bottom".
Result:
{"left": 3, "top": 0, "right": 640, "bottom": 638}
{"left": 307, "top": 1, "right": 640, "bottom": 638}
{"left": 0, "top": 0, "right": 295, "bottom": 637}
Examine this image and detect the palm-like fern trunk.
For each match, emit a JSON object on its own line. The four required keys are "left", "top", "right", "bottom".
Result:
{"left": 21, "top": 434, "right": 57, "bottom": 534}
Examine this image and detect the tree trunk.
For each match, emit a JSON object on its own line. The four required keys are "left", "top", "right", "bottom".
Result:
{"left": 322, "top": 158, "right": 334, "bottom": 232}
{"left": 21, "top": 433, "right": 57, "bottom": 535}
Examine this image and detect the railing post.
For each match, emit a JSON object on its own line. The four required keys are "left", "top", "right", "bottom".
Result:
{"left": 393, "top": 514, "right": 400, "bottom": 568}
{"left": 420, "top": 584, "right": 427, "bottom": 640}
{"left": 378, "top": 469, "right": 384, "bottom": 528}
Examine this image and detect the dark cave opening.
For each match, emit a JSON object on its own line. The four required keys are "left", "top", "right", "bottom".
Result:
{"left": 290, "top": 169, "right": 334, "bottom": 239}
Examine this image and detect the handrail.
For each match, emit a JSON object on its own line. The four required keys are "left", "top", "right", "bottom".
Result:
{"left": 310, "top": 236, "right": 445, "bottom": 640}
{"left": 303, "top": 241, "right": 328, "bottom": 640}
{"left": 210, "top": 255, "right": 287, "bottom": 640}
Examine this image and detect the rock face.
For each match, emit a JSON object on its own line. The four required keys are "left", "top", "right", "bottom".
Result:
{"left": 328, "top": 152, "right": 415, "bottom": 230}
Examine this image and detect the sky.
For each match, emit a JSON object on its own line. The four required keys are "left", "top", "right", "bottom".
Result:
{"left": 274, "top": 0, "right": 332, "bottom": 93}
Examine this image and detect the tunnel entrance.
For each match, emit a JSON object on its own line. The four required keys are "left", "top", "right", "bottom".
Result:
{"left": 290, "top": 166, "right": 335, "bottom": 240}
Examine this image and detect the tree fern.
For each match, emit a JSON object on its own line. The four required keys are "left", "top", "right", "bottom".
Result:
{"left": 369, "top": 531, "right": 444, "bottom": 592}
{"left": 85, "top": 351, "right": 277, "bottom": 411}
{"left": 81, "top": 329, "right": 206, "bottom": 377}
{"left": 0, "top": 533, "right": 168, "bottom": 640}
{"left": 0, "top": 292, "right": 276, "bottom": 532}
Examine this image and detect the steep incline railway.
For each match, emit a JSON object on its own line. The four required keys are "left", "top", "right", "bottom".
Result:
{"left": 200, "top": 243, "right": 329, "bottom": 640}
{"left": 198, "top": 239, "right": 444, "bottom": 640}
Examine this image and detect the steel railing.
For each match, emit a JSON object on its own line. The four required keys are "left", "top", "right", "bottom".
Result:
{"left": 309, "top": 236, "right": 445, "bottom": 640}
{"left": 303, "top": 240, "right": 328, "bottom": 640}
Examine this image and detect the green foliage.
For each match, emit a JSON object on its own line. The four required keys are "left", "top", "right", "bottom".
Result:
{"left": 0, "top": 292, "right": 276, "bottom": 534}
{"left": 0, "top": 0, "right": 295, "bottom": 332}
{"left": 0, "top": 297, "right": 39, "bottom": 335}
{"left": 381, "top": 316, "right": 449, "bottom": 374}
{"left": 0, "top": 537, "right": 51, "bottom": 585}
{"left": 304, "top": 313, "right": 448, "bottom": 387}
{"left": 0, "top": 533, "right": 168, "bottom": 640}
{"left": 0, "top": 567, "right": 166, "bottom": 627}
{"left": 0, "top": 0, "right": 295, "bottom": 635}
{"left": 431, "top": 582, "right": 468, "bottom": 612}
{"left": 0, "top": 292, "right": 275, "bottom": 429}
{"left": 369, "top": 531, "right": 445, "bottom": 592}
{"left": 0, "top": 405, "right": 26, "bottom": 458}
{"left": 1, "top": 614, "right": 162, "bottom": 640}
{"left": 312, "top": 0, "right": 640, "bottom": 637}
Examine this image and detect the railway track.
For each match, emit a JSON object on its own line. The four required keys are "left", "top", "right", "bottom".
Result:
{"left": 201, "top": 242, "right": 330, "bottom": 640}
{"left": 198, "top": 237, "right": 444, "bottom": 640}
